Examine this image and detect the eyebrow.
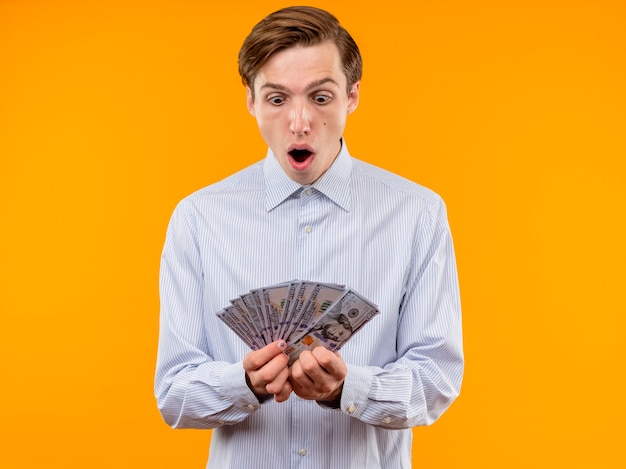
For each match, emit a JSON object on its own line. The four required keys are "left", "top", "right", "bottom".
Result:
{"left": 260, "top": 77, "right": 339, "bottom": 93}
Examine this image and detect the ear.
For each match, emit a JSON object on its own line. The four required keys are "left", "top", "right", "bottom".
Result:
{"left": 246, "top": 86, "right": 256, "bottom": 117}
{"left": 347, "top": 81, "right": 360, "bottom": 114}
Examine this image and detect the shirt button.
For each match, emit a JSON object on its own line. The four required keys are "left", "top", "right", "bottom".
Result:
{"left": 299, "top": 448, "right": 307, "bottom": 456}
{"left": 306, "top": 188, "right": 313, "bottom": 196}
{"left": 218, "top": 420, "right": 225, "bottom": 425}
{"left": 383, "top": 417, "right": 391, "bottom": 424}
{"left": 304, "top": 225, "right": 312, "bottom": 234}
{"left": 247, "top": 404, "right": 256, "bottom": 410}
{"left": 347, "top": 404, "right": 356, "bottom": 413}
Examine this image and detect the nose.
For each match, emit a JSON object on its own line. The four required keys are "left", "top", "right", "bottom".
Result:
{"left": 289, "top": 103, "right": 311, "bottom": 136}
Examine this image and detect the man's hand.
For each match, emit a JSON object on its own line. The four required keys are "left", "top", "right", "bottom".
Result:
{"left": 243, "top": 340, "right": 292, "bottom": 402}
{"left": 289, "top": 347, "right": 347, "bottom": 403}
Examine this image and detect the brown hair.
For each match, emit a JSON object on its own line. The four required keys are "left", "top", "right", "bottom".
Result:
{"left": 238, "top": 6, "right": 362, "bottom": 99}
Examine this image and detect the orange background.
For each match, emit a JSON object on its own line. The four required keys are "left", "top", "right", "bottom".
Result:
{"left": 1, "top": 0, "right": 625, "bottom": 467}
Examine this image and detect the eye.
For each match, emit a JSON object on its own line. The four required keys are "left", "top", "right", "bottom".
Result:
{"left": 267, "top": 95, "right": 285, "bottom": 105}
{"left": 312, "top": 94, "right": 332, "bottom": 105}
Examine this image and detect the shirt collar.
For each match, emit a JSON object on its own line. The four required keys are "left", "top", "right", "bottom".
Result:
{"left": 264, "top": 141, "right": 352, "bottom": 212}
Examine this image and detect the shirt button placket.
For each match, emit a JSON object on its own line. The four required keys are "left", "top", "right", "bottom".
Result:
{"left": 299, "top": 187, "right": 315, "bottom": 241}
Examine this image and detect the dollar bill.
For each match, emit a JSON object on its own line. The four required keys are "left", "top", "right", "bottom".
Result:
{"left": 276, "top": 281, "right": 299, "bottom": 339}
{"left": 286, "top": 282, "right": 346, "bottom": 344}
{"left": 250, "top": 289, "right": 272, "bottom": 342}
{"left": 281, "top": 281, "right": 318, "bottom": 340}
{"left": 285, "top": 289, "right": 380, "bottom": 365}
{"left": 218, "top": 282, "right": 377, "bottom": 360}
{"left": 227, "top": 300, "right": 258, "bottom": 333}
{"left": 261, "top": 282, "right": 290, "bottom": 341}
{"left": 232, "top": 294, "right": 271, "bottom": 345}
{"left": 216, "top": 306, "right": 263, "bottom": 350}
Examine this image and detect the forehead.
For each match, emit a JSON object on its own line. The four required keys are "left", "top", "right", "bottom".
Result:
{"left": 253, "top": 42, "right": 346, "bottom": 91}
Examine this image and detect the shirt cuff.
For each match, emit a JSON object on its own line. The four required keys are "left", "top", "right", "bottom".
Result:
{"left": 220, "top": 361, "right": 265, "bottom": 410}
{"left": 339, "top": 363, "right": 373, "bottom": 417}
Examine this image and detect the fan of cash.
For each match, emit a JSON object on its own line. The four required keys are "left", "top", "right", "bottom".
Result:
{"left": 216, "top": 280, "right": 380, "bottom": 365}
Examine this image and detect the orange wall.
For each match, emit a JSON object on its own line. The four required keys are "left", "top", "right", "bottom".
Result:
{"left": 1, "top": 1, "right": 624, "bottom": 467}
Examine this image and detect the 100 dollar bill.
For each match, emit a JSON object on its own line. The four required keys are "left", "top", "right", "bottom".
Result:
{"left": 285, "top": 289, "right": 380, "bottom": 365}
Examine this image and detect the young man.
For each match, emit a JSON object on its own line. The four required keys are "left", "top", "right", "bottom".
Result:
{"left": 155, "top": 6, "right": 463, "bottom": 468}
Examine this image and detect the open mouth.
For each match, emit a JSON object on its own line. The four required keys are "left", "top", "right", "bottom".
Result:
{"left": 288, "top": 148, "right": 313, "bottom": 163}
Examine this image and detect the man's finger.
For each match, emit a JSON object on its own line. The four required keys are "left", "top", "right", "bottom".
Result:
{"left": 243, "top": 340, "right": 287, "bottom": 371}
{"left": 311, "top": 347, "right": 346, "bottom": 377}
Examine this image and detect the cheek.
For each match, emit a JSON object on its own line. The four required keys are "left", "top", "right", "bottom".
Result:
{"left": 254, "top": 114, "right": 273, "bottom": 136}
{"left": 256, "top": 109, "right": 284, "bottom": 132}
{"left": 328, "top": 113, "right": 347, "bottom": 131}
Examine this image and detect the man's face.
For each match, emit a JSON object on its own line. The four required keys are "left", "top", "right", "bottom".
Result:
{"left": 247, "top": 41, "right": 360, "bottom": 186}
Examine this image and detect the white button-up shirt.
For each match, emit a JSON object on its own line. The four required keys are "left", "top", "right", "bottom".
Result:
{"left": 155, "top": 142, "right": 464, "bottom": 468}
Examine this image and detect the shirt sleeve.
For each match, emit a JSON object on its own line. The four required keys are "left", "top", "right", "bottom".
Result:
{"left": 154, "top": 201, "right": 263, "bottom": 429}
{"left": 337, "top": 196, "right": 464, "bottom": 429}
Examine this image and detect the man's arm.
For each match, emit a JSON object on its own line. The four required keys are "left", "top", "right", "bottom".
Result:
{"left": 290, "top": 197, "right": 464, "bottom": 428}
{"left": 154, "top": 202, "right": 290, "bottom": 428}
